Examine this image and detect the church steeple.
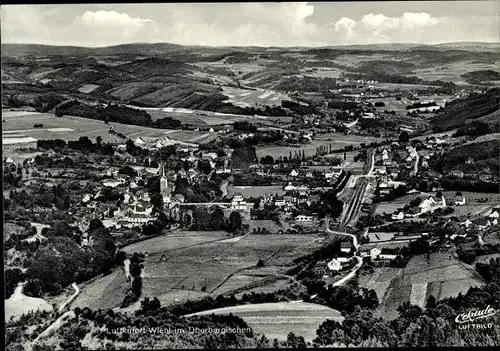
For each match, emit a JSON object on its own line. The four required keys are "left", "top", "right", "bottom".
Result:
{"left": 159, "top": 162, "right": 170, "bottom": 197}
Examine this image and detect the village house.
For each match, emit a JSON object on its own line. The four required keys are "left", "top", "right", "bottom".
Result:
{"left": 392, "top": 211, "right": 404, "bottom": 221}
{"left": 475, "top": 218, "right": 491, "bottom": 230}
{"left": 295, "top": 214, "right": 315, "bottom": 224}
{"left": 274, "top": 197, "right": 286, "bottom": 207}
{"left": 454, "top": 196, "right": 466, "bottom": 206}
{"left": 340, "top": 241, "right": 353, "bottom": 254}
{"left": 231, "top": 193, "right": 247, "bottom": 211}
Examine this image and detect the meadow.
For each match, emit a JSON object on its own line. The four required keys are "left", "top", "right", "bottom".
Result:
{"left": 1, "top": 110, "right": 216, "bottom": 151}
{"left": 71, "top": 270, "right": 128, "bottom": 311}
{"left": 256, "top": 133, "right": 382, "bottom": 160}
{"left": 113, "top": 231, "right": 325, "bottom": 309}
{"left": 413, "top": 61, "right": 500, "bottom": 84}
{"left": 186, "top": 302, "right": 344, "bottom": 342}
{"left": 226, "top": 185, "right": 285, "bottom": 198}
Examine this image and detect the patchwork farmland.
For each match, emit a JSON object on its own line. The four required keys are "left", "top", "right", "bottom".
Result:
{"left": 94, "top": 231, "right": 326, "bottom": 309}
{"left": 221, "top": 86, "right": 291, "bottom": 108}
{"left": 361, "top": 251, "right": 485, "bottom": 320}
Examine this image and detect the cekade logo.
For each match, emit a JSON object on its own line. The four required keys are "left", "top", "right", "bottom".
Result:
{"left": 455, "top": 305, "right": 497, "bottom": 324}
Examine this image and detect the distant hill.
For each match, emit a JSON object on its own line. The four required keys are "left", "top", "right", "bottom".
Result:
{"left": 1, "top": 43, "right": 185, "bottom": 57}
{"left": 3, "top": 41, "right": 499, "bottom": 58}
{"left": 461, "top": 70, "right": 500, "bottom": 84}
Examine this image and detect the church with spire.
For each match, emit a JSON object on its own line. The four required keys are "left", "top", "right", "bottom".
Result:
{"left": 158, "top": 162, "right": 174, "bottom": 204}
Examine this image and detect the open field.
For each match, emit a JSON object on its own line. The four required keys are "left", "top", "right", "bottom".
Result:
{"left": 71, "top": 269, "right": 128, "bottom": 310}
{"left": 1, "top": 110, "right": 217, "bottom": 153}
{"left": 256, "top": 133, "right": 383, "bottom": 159}
{"left": 301, "top": 67, "right": 343, "bottom": 78}
{"left": 111, "top": 231, "right": 325, "bottom": 308}
{"left": 227, "top": 185, "right": 285, "bottom": 198}
{"left": 122, "top": 231, "right": 230, "bottom": 256}
{"left": 221, "top": 86, "right": 291, "bottom": 108}
{"left": 77, "top": 84, "right": 100, "bottom": 93}
{"left": 374, "top": 192, "right": 433, "bottom": 215}
{"left": 186, "top": 302, "right": 344, "bottom": 342}
{"left": 413, "top": 61, "right": 500, "bottom": 84}
{"left": 5, "top": 283, "right": 54, "bottom": 322}
{"left": 369, "top": 251, "right": 485, "bottom": 320}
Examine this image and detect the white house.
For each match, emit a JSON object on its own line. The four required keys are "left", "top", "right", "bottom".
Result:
{"left": 327, "top": 258, "right": 341, "bottom": 271}
{"left": 274, "top": 198, "right": 286, "bottom": 207}
{"left": 134, "top": 137, "right": 146, "bottom": 146}
{"left": 455, "top": 197, "right": 466, "bottom": 206}
{"left": 290, "top": 169, "right": 299, "bottom": 177}
{"left": 460, "top": 218, "right": 473, "bottom": 228}
{"left": 82, "top": 194, "right": 91, "bottom": 204}
{"left": 370, "top": 248, "right": 381, "bottom": 259}
{"left": 231, "top": 193, "right": 247, "bottom": 211}
{"left": 340, "top": 241, "right": 352, "bottom": 253}
{"left": 488, "top": 210, "right": 499, "bottom": 219}
{"left": 392, "top": 211, "right": 404, "bottom": 221}
{"left": 295, "top": 215, "right": 314, "bottom": 223}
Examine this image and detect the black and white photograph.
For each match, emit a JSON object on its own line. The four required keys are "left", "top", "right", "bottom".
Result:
{"left": 2, "top": 1, "right": 500, "bottom": 349}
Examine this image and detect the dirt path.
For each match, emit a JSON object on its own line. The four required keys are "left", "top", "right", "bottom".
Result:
{"left": 58, "top": 283, "right": 79, "bottom": 313}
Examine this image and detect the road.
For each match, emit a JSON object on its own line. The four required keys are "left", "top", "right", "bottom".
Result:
{"left": 324, "top": 217, "right": 363, "bottom": 288}
{"left": 58, "top": 282, "right": 79, "bottom": 313}
{"left": 326, "top": 217, "right": 359, "bottom": 249}
{"left": 330, "top": 256, "right": 363, "bottom": 288}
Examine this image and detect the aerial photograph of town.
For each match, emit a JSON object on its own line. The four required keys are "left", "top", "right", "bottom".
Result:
{"left": 2, "top": 1, "right": 499, "bottom": 349}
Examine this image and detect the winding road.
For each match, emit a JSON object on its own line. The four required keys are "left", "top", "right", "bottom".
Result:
{"left": 58, "top": 282, "right": 80, "bottom": 313}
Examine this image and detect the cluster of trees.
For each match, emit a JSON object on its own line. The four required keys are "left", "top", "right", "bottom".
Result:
{"left": 14, "top": 304, "right": 257, "bottom": 350}
{"left": 432, "top": 140, "right": 499, "bottom": 177}
{"left": 120, "top": 252, "right": 145, "bottom": 308}
{"left": 37, "top": 136, "right": 115, "bottom": 156}
{"left": 169, "top": 288, "right": 301, "bottom": 316}
{"left": 275, "top": 76, "right": 337, "bottom": 93}
{"left": 452, "top": 121, "right": 497, "bottom": 138}
{"left": 7, "top": 184, "right": 71, "bottom": 211}
{"left": 174, "top": 177, "right": 222, "bottom": 203}
{"left": 431, "top": 88, "right": 499, "bottom": 132}
{"left": 281, "top": 99, "right": 318, "bottom": 115}
{"left": 141, "top": 211, "right": 171, "bottom": 236}
{"left": 233, "top": 121, "right": 257, "bottom": 133}
{"left": 23, "top": 219, "right": 117, "bottom": 297}
{"left": 190, "top": 208, "right": 243, "bottom": 234}
{"left": 457, "top": 244, "right": 499, "bottom": 265}
{"left": 405, "top": 101, "right": 438, "bottom": 110}
{"left": 461, "top": 70, "right": 500, "bottom": 85}
{"left": 229, "top": 142, "right": 257, "bottom": 170}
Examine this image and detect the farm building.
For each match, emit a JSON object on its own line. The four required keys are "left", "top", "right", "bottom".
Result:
{"left": 231, "top": 193, "right": 247, "bottom": 211}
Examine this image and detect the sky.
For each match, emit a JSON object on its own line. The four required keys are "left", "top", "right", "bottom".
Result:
{"left": 1, "top": 2, "right": 499, "bottom": 47}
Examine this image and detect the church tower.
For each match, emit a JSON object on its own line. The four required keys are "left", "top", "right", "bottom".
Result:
{"left": 159, "top": 163, "right": 173, "bottom": 204}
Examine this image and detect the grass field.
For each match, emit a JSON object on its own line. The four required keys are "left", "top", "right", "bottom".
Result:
{"left": 375, "top": 192, "right": 433, "bottom": 215}
{"left": 5, "top": 283, "right": 54, "bottom": 322}
{"left": 256, "top": 134, "right": 382, "bottom": 159}
{"left": 301, "top": 67, "right": 343, "bottom": 79}
{"left": 116, "top": 231, "right": 324, "bottom": 308}
{"left": 367, "top": 251, "right": 485, "bottom": 320}
{"left": 71, "top": 269, "right": 128, "bottom": 310}
{"left": 227, "top": 185, "right": 285, "bottom": 198}
{"left": 186, "top": 301, "right": 344, "bottom": 342}
{"left": 413, "top": 61, "right": 500, "bottom": 84}
{"left": 221, "top": 86, "right": 291, "bottom": 108}
{"left": 1, "top": 110, "right": 218, "bottom": 157}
